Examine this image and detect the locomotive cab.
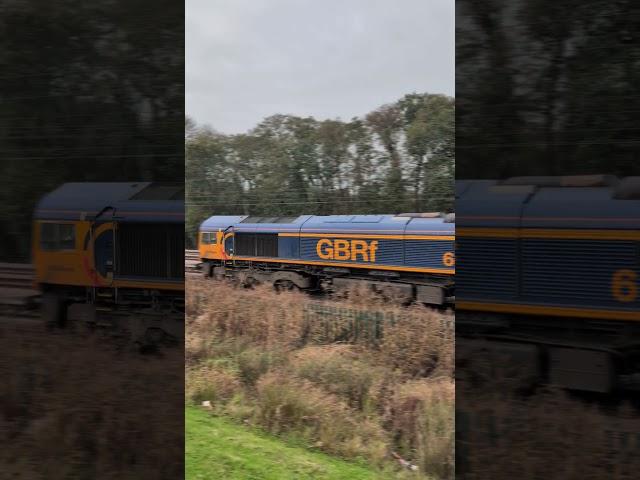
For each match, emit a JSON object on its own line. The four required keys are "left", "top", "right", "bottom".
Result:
{"left": 199, "top": 229, "right": 226, "bottom": 260}
{"left": 198, "top": 216, "right": 247, "bottom": 265}
{"left": 33, "top": 182, "right": 184, "bottom": 343}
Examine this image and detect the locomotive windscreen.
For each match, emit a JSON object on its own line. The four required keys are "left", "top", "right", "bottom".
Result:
{"left": 115, "top": 223, "right": 184, "bottom": 280}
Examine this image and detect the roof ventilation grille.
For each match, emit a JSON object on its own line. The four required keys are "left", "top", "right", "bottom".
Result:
{"left": 397, "top": 212, "right": 441, "bottom": 218}
{"left": 240, "top": 216, "right": 300, "bottom": 224}
{"left": 501, "top": 175, "right": 618, "bottom": 188}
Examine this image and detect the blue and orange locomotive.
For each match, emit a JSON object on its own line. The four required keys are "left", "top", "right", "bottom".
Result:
{"left": 198, "top": 213, "right": 455, "bottom": 305}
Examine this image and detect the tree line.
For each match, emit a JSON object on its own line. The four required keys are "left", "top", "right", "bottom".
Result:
{"left": 186, "top": 93, "right": 454, "bottom": 245}
{"left": 456, "top": 0, "right": 640, "bottom": 178}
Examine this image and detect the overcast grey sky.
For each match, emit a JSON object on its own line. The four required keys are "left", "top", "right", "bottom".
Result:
{"left": 186, "top": 0, "right": 454, "bottom": 134}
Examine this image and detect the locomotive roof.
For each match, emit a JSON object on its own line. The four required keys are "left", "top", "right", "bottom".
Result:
{"left": 200, "top": 214, "right": 454, "bottom": 235}
{"left": 457, "top": 176, "right": 640, "bottom": 229}
{"left": 200, "top": 215, "right": 248, "bottom": 231}
{"left": 35, "top": 182, "right": 184, "bottom": 223}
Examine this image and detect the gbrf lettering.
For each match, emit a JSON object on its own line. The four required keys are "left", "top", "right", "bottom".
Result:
{"left": 316, "top": 238, "right": 378, "bottom": 262}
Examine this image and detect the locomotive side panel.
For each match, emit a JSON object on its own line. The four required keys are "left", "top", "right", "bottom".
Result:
{"left": 521, "top": 237, "right": 640, "bottom": 314}
{"left": 404, "top": 238, "right": 455, "bottom": 271}
{"left": 298, "top": 236, "right": 403, "bottom": 267}
{"left": 456, "top": 236, "right": 518, "bottom": 301}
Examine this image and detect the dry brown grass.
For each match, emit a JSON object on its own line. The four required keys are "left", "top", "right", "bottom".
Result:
{"left": 186, "top": 278, "right": 455, "bottom": 479}
{"left": 379, "top": 307, "right": 453, "bottom": 378}
{"left": 457, "top": 385, "right": 640, "bottom": 480}
{"left": 1, "top": 324, "right": 183, "bottom": 480}
{"left": 290, "top": 345, "right": 394, "bottom": 412}
{"left": 185, "top": 364, "right": 242, "bottom": 405}
{"left": 387, "top": 379, "right": 454, "bottom": 479}
{"left": 254, "top": 371, "right": 389, "bottom": 463}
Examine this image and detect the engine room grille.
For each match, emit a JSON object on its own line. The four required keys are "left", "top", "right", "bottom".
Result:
{"left": 115, "top": 223, "right": 184, "bottom": 280}
{"left": 235, "top": 233, "right": 278, "bottom": 257}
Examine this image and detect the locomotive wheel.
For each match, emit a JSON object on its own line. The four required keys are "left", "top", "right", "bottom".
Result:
{"left": 243, "top": 276, "right": 260, "bottom": 289}
{"left": 42, "top": 292, "right": 68, "bottom": 329}
{"left": 274, "top": 279, "right": 298, "bottom": 292}
{"left": 202, "top": 263, "right": 213, "bottom": 278}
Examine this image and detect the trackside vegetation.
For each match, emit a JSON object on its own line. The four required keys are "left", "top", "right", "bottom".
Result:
{"left": 186, "top": 279, "right": 454, "bottom": 479}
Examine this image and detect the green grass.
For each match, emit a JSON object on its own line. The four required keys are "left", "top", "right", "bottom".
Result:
{"left": 186, "top": 407, "right": 392, "bottom": 480}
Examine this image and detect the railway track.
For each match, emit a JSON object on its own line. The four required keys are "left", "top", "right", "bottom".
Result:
{"left": 0, "top": 263, "right": 40, "bottom": 318}
{"left": 0, "top": 262, "right": 34, "bottom": 289}
{"left": 185, "top": 249, "right": 199, "bottom": 261}
{"left": 0, "top": 253, "right": 201, "bottom": 318}
{"left": 185, "top": 249, "right": 201, "bottom": 275}
{"left": 0, "top": 253, "right": 200, "bottom": 289}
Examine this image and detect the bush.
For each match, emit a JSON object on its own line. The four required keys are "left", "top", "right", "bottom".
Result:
{"left": 386, "top": 379, "right": 454, "bottom": 480}
{"left": 186, "top": 366, "right": 242, "bottom": 406}
{"left": 380, "top": 308, "right": 453, "bottom": 378}
{"left": 290, "top": 345, "right": 396, "bottom": 413}
{"left": 236, "top": 346, "right": 287, "bottom": 386}
{"left": 254, "top": 372, "right": 389, "bottom": 464}
{"left": 187, "top": 280, "right": 308, "bottom": 348}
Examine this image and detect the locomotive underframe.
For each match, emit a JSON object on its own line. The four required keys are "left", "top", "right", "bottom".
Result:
{"left": 202, "top": 258, "right": 454, "bottom": 305}
{"left": 40, "top": 283, "right": 184, "bottom": 346}
{"left": 457, "top": 311, "right": 640, "bottom": 393}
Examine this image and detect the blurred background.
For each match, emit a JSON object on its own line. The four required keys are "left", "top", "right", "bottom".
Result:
{"left": 456, "top": 1, "right": 640, "bottom": 478}
{"left": 0, "top": 1, "right": 184, "bottom": 478}
{"left": 0, "top": 0, "right": 183, "bottom": 262}
{"left": 457, "top": 0, "right": 639, "bottom": 178}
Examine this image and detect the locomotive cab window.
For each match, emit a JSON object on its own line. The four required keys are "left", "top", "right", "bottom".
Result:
{"left": 41, "top": 223, "right": 76, "bottom": 251}
{"left": 201, "top": 232, "right": 216, "bottom": 244}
